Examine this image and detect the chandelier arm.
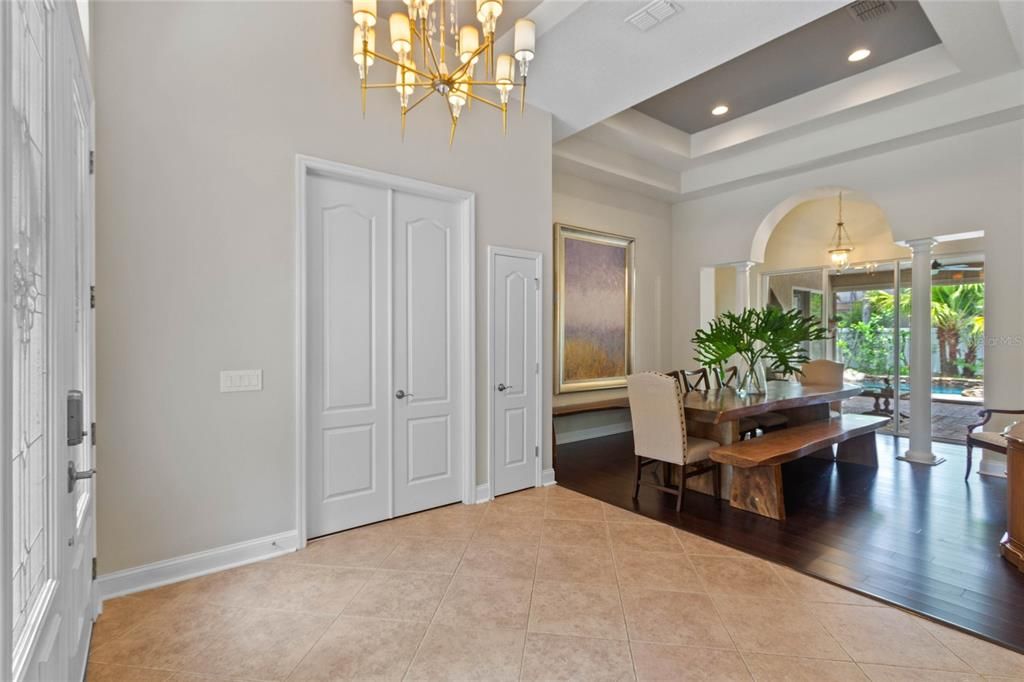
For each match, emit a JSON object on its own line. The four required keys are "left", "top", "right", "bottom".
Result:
{"left": 363, "top": 50, "right": 435, "bottom": 81}
{"left": 450, "top": 43, "right": 490, "bottom": 80}
{"left": 424, "top": 29, "right": 443, "bottom": 77}
{"left": 464, "top": 80, "right": 524, "bottom": 87}
{"left": 404, "top": 89, "right": 434, "bottom": 114}
{"left": 466, "top": 90, "right": 504, "bottom": 111}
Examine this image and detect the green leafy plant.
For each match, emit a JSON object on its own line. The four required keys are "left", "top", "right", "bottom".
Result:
{"left": 692, "top": 308, "right": 829, "bottom": 392}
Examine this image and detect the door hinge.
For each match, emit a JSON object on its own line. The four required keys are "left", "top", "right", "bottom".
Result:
{"left": 89, "top": 150, "right": 94, "bottom": 175}
{"left": 535, "top": 445, "right": 540, "bottom": 458}
{"left": 534, "top": 277, "right": 540, "bottom": 290}
{"left": 90, "top": 285, "right": 95, "bottom": 309}
{"left": 91, "top": 557, "right": 97, "bottom": 580}
{"left": 91, "top": 421, "right": 96, "bottom": 446}
{"left": 535, "top": 362, "right": 540, "bottom": 375}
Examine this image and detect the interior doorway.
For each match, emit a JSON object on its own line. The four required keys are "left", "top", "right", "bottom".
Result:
{"left": 296, "top": 157, "right": 476, "bottom": 542}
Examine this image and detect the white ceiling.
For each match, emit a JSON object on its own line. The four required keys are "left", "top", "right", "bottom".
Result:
{"left": 537, "top": 0, "right": 1023, "bottom": 203}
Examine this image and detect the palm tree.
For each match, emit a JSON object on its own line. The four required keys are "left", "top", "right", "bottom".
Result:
{"left": 864, "top": 283, "right": 984, "bottom": 377}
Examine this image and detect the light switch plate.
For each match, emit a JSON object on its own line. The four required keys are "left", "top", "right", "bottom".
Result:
{"left": 220, "top": 369, "right": 263, "bottom": 392}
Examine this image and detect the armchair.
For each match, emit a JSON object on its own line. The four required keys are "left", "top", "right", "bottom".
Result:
{"left": 966, "top": 409, "right": 1024, "bottom": 480}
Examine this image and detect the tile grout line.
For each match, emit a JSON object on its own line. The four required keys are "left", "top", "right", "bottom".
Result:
{"left": 677, "top": 524, "right": 756, "bottom": 680}
{"left": 399, "top": 500, "right": 489, "bottom": 681}
{"left": 608, "top": 511, "right": 642, "bottom": 681}
{"left": 516, "top": 487, "right": 553, "bottom": 680}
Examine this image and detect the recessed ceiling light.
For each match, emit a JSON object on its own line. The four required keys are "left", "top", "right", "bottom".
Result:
{"left": 848, "top": 48, "right": 871, "bottom": 62}
{"left": 711, "top": 104, "right": 729, "bottom": 116}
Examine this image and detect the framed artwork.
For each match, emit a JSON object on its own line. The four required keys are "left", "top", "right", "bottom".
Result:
{"left": 554, "top": 223, "right": 635, "bottom": 393}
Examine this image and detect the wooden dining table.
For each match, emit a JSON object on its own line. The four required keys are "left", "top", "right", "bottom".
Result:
{"left": 679, "top": 381, "right": 864, "bottom": 498}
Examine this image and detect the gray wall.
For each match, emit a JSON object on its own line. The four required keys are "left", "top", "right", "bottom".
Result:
{"left": 551, "top": 173, "right": 674, "bottom": 441}
{"left": 93, "top": 1, "right": 553, "bottom": 574}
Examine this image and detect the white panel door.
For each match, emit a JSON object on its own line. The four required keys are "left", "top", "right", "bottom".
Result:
{"left": 305, "top": 174, "right": 391, "bottom": 538}
{"left": 392, "top": 191, "right": 462, "bottom": 516}
{"left": 491, "top": 251, "right": 540, "bottom": 496}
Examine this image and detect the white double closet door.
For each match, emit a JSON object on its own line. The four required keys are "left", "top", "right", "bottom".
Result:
{"left": 306, "top": 171, "right": 467, "bottom": 538}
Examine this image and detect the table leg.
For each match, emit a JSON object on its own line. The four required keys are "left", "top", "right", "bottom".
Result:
{"left": 730, "top": 465, "right": 785, "bottom": 520}
{"left": 836, "top": 432, "right": 879, "bottom": 467}
{"left": 683, "top": 419, "right": 739, "bottom": 499}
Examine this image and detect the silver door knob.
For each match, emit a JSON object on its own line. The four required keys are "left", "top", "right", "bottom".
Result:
{"left": 497, "top": 383, "right": 511, "bottom": 392}
{"left": 67, "top": 460, "right": 96, "bottom": 493}
{"left": 395, "top": 389, "right": 414, "bottom": 399}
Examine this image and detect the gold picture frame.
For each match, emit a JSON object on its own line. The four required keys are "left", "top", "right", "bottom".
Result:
{"left": 554, "top": 223, "right": 636, "bottom": 394}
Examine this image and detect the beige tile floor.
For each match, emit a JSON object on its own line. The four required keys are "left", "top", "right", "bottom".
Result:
{"left": 87, "top": 486, "right": 1024, "bottom": 681}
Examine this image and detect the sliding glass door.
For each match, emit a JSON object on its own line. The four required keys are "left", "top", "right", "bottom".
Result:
{"left": 830, "top": 262, "right": 907, "bottom": 436}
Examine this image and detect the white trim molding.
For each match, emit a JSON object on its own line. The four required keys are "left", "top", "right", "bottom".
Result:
{"left": 294, "top": 155, "right": 476, "bottom": 548}
{"left": 475, "top": 483, "right": 492, "bottom": 504}
{"left": 542, "top": 468, "right": 557, "bottom": 487}
{"left": 96, "top": 531, "right": 299, "bottom": 602}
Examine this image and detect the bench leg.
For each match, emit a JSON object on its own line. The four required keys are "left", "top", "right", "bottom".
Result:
{"left": 808, "top": 446, "right": 836, "bottom": 462}
{"left": 729, "top": 465, "right": 785, "bottom": 520}
{"left": 836, "top": 432, "right": 878, "bottom": 467}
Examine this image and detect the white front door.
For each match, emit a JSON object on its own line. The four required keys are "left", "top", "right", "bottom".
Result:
{"left": 391, "top": 191, "right": 463, "bottom": 516}
{"left": 5, "top": 2, "right": 96, "bottom": 680}
{"left": 305, "top": 173, "right": 391, "bottom": 538}
{"left": 304, "top": 169, "right": 467, "bottom": 536}
{"left": 490, "top": 249, "right": 541, "bottom": 496}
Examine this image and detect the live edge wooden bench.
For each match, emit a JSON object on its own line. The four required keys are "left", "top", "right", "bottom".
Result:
{"left": 710, "top": 414, "right": 890, "bottom": 520}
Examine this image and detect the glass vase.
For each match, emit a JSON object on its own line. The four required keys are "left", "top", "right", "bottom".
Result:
{"left": 737, "top": 360, "right": 767, "bottom": 397}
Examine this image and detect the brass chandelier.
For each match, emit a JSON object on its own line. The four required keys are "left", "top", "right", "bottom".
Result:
{"left": 828, "top": 192, "right": 855, "bottom": 270}
{"left": 351, "top": 0, "right": 536, "bottom": 143}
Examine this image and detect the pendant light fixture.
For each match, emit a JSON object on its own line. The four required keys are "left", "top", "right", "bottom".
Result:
{"left": 828, "top": 192, "right": 854, "bottom": 270}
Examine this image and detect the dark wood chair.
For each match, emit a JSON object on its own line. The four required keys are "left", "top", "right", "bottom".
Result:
{"left": 674, "top": 368, "right": 710, "bottom": 392}
{"left": 715, "top": 366, "right": 784, "bottom": 437}
{"left": 966, "top": 408, "right": 1024, "bottom": 480}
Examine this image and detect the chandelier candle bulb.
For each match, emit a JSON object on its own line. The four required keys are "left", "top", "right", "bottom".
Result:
{"left": 476, "top": 0, "right": 503, "bottom": 34}
{"left": 353, "top": 0, "right": 377, "bottom": 28}
{"left": 513, "top": 19, "right": 535, "bottom": 62}
{"left": 353, "top": 26, "right": 375, "bottom": 73}
{"left": 389, "top": 13, "right": 411, "bottom": 55}
{"left": 459, "top": 25, "right": 480, "bottom": 63}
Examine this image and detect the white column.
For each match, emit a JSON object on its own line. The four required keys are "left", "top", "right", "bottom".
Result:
{"left": 734, "top": 261, "right": 755, "bottom": 311}
{"left": 899, "top": 238, "right": 945, "bottom": 465}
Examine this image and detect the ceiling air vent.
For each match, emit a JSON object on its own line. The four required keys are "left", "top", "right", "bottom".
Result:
{"left": 846, "top": 0, "right": 897, "bottom": 22}
{"left": 625, "top": 0, "right": 680, "bottom": 32}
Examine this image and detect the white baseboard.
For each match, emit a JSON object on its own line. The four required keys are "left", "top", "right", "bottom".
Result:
{"left": 96, "top": 530, "right": 298, "bottom": 602}
{"left": 542, "top": 468, "right": 556, "bottom": 486}
{"left": 978, "top": 452, "right": 1008, "bottom": 478}
{"left": 556, "top": 422, "right": 632, "bottom": 445}
{"left": 475, "top": 482, "right": 492, "bottom": 503}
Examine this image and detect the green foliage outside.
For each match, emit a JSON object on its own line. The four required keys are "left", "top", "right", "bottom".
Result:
{"left": 835, "top": 283, "right": 984, "bottom": 379}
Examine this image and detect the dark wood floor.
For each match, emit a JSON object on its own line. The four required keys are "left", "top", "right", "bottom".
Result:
{"left": 555, "top": 431, "right": 1024, "bottom": 654}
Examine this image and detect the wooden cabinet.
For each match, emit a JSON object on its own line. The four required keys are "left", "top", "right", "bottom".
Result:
{"left": 1002, "top": 422, "right": 1024, "bottom": 572}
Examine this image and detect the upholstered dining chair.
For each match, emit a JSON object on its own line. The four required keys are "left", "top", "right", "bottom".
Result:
{"left": 674, "top": 367, "right": 710, "bottom": 392}
{"left": 799, "top": 359, "right": 845, "bottom": 418}
{"left": 966, "top": 408, "right": 1024, "bottom": 480}
{"left": 627, "top": 372, "right": 721, "bottom": 511}
{"left": 714, "top": 366, "right": 764, "bottom": 439}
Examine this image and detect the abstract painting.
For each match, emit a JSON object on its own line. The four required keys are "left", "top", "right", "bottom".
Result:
{"left": 555, "top": 224, "right": 635, "bottom": 393}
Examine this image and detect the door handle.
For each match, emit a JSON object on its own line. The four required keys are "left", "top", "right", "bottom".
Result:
{"left": 67, "top": 460, "right": 96, "bottom": 493}
{"left": 497, "top": 383, "right": 512, "bottom": 392}
{"left": 395, "top": 389, "right": 414, "bottom": 399}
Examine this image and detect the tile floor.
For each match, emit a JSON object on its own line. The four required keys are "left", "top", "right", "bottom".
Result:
{"left": 86, "top": 486, "right": 1024, "bottom": 681}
